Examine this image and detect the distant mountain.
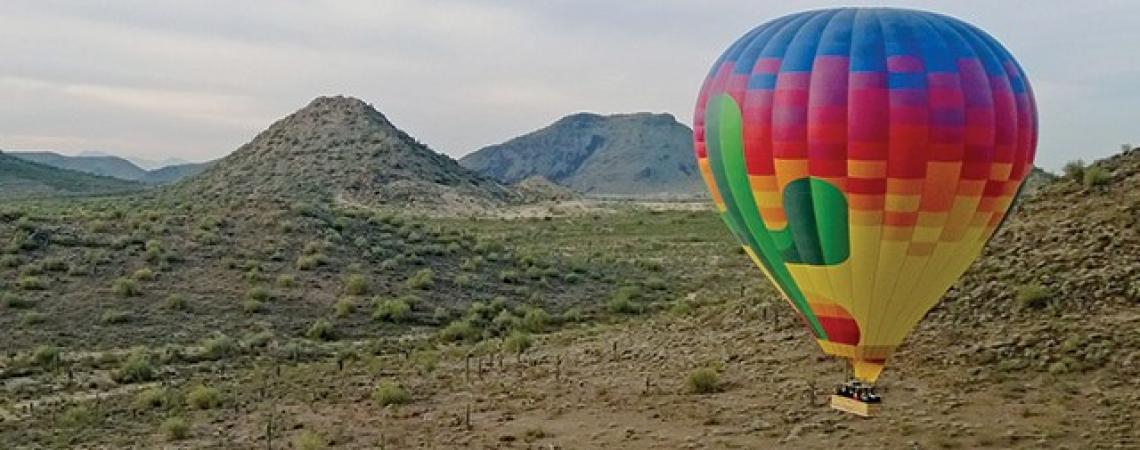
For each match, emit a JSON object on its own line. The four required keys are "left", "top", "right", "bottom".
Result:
{"left": 8, "top": 151, "right": 210, "bottom": 185}
{"left": 9, "top": 151, "right": 148, "bottom": 181}
{"left": 141, "top": 161, "right": 213, "bottom": 184}
{"left": 169, "top": 96, "right": 511, "bottom": 211}
{"left": 0, "top": 151, "right": 142, "bottom": 199}
{"left": 460, "top": 112, "right": 704, "bottom": 198}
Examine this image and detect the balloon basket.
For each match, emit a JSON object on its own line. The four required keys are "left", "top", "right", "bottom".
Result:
{"left": 830, "top": 394, "right": 879, "bottom": 417}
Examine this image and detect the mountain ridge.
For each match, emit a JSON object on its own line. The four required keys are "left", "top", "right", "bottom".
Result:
{"left": 460, "top": 112, "right": 704, "bottom": 198}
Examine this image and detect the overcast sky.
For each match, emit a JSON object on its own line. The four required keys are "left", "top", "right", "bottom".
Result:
{"left": 1, "top": 1, "right": 1137, "bottom": 170}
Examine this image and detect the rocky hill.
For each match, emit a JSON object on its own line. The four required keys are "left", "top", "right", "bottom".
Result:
{"left": 169, "top": 96, "right": 512, "bottom": 211}
{"left": 8, "top": 151, "right": 208, "bottom": 185}
{"left": 0, "top": 151, "right": 142, "bottom": 199}
{"left": 460, "top": 112, "right": 703, "bottom": 198}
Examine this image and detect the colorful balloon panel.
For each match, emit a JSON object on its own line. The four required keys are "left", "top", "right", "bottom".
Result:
{"left": 694, "top": 8, "right": 1037, "bottom": 382}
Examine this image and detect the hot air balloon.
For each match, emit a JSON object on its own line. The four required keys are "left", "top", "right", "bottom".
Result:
{"left": 693, "top": 8, "right": 1036, "bottom": 414}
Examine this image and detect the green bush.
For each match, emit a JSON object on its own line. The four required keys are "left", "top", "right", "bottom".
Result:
{"left": 1083, "top": 166, "right": 1111, "bottom": 187}
{"left": 294, "top": 430, "right": 326, "bottom": 450}
{"left": 1016, "top": 283, "right": 1052, "bottom": 309}
{"left": 186, "top": 385, "right": 222, "bottom": 409}
{"left": 277, "top": 274, "right": 296, "bottom": 288}
{"left": 243, "top": 299, "right": 265, "bottom": 314}
{"left": 503, "top": 331, "right": 533, "bottom": 355}
{"left": 22, "top": 312, "right": 47, "bottom": 325}
{"left": 406, "top": 268, "right": 434, "bottom": 290}
{"left": 521, "top": 307, "right": 550, "bottom": 333}
{"left": 18, "top": 276, "right": 45, "bottom": 291}
{"left": 686, "top": 367, "right": 721, "bottom": 394}
{"left": 334, "top": 297, "right": 356, "bottom": 317}
{"left": 202, "top": 335, "right": 238, "bottom": 360}
{"left": 372, "top": 298, "right": 411, "bottom": 322}
{"left": 42, "top": 258, "right": 68, "bottom": 272}
{"left": 101, "top": 310, "right": 132, "bottom": 324}
{"left": 372, "top": 381, "right": 411, "bottom": 406}
{"left": 439, "top": 319, "right": 480, "bottom": 343}
{"left": 306, "top": 319, "right": 336, "bottom": 341}
{"left": 58, "top": 405, "right": 101, "bottom": 428}
{"left": 498, "top": 269, "right": 519, "bottom": 284}
{"left": 165, "top": 295, "right": 187, "bottom": 311}
{"left": 2, "top": 293, "right": 33, "bottom": 309}
{"left": 0, "top": 255, "right": 20, "bottom": 268}
{"left": 132, "top": 267, "right": 155, "bottom": 281}
{"left": 332, "top": 272, "right": 363, "bottom": 295}
{"left": 134, "top": 387, "right": 173, "bottom": 410}
{"left": 113, "top": 277, "right": 141, "bottom": 297}
{"left": 31, "top": 345, "right": 62, "bottom": 368}
{"left": 247, "top": 286, "right": 272, "bottom": 302}
{"left": 113, "top": 349, "right": 156, "bottom": 384}
{"left": 160, "top": 416, "right": 190, "bottom": 441}
{"left": 296, "top": 254, "right": 327, "bottom": 270}
{"left": 1061, "top": 160, "right": 1085, "bottom": 180}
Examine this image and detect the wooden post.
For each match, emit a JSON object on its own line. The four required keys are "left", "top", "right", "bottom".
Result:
{"left": 465, "top": 355, "right": 471, "bottom": 383}
{"left": 555, "top": 355, "right": 562, "bottom": 382}
{"left": 465, "top": 404, "right": 471, "bottom": 430}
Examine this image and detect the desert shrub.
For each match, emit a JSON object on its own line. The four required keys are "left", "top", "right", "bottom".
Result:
{"left": 133, "top": 267, "right": 155, "bottom": 281}
{"left": 521, "top": 307, "right": 550, "bottom": 333}
{"left": 113, "top": 277, "right": 141, "bottom": 297}
{"left": 277, "top": 274, "right": 296, "bottom": 288}
{"left": 1061, "top": 160, "right": 1085, "bottom": 180}
{"left": 686, "top": 367, "right": 722, "bottom": 394}
{"left": 160, "top": 416, "right": 190, "bottom": 441}
{"left": 344, "top": 274, "right": 369, "bottom": 295}
{"left": 67, "top": 264, "right": 92, "bottom": 276}
{"left": 165, "top": 294, "right": 187, "bottom": 311}
{"left": 498, "top": 269, "right": 519, "bottom": 284}
{"left": 18, "top": 276, "right": 45, "bottom": 291}
{"left": 564, "top": 272, "right": 582, "bottom": 284}
{"left": 560, "top": 307, "right": 584, "bottom": 323}
{"left": 1083, "top": 166, "right": 1111, "bottom": 187}
{"left": 42, "top": 258, "right": 68, "bottom": 272}
{"left": 145, "top": 240, "right": 164, "bottom": 263}
{"left": 242, "top": 331, "right": 274, "bottom": 349}
{"left": 492, "top": 310, "right": 521, "bottom": 333}
{"left": 242, "top": 299, "right": 265, "bottom": 314}
{"left": 334, "top": 297, "right": 356, "bottom": 317}
{"left": 294, "top": 430, "right": 326, "bottom": 450}
{"left": 306, "top": 319, "right": 336, "bottom": 341}
{"left": 32, "top": 345, "right": 62, "bottom": 368}
{"left": 101, "top": 310, "right": 132, "bottom": 324}
{"left": 2, "top": 293, "right": 33, "bottom": 309}
{"left": 186, "top": 385, "right": 222, "bottom": 409}
{"left": 1016, "top": 283, "right": 1052, "bottom": 309}
{"left": 58, "top": 405, "right": 100, "bottom": 428}
{"left": 247, "top": 286, "right": 272, "bottom": 302}
{"left": 296, "top": 254, "right": 327, "bottom": 270}
{"left": 302, "top": 241, "right": 324, "bottom": 255}
{"left": 503, "top": 331, "right": 533, "bottom": 355}
{"left": 20, "top": 263, "right": 44, "bottom": 276}
{"left": 460, "top": 257, "right": 480, "bottom": 272}
{"left": 406, "top": 268, "right": 434, "bottom": 290}
{"left": 372, "top": 298, "right": 411, "bottom": 322}
{"left": 607, "top": 286, "right": 643, "bottom": 314}
{"left": 439, "top": 319, "right": 480, "bottom": 343}
{"left": 454, "top": 273, "right": 472, "bottom": 288}
{"left": 202, "top": 335, "right": 238, "bottom": 360}
{"left": 0, "top": 254, "right": 21, "bottom": 268}
{"left": 22, "top": 312, "right": 47, "bottom": 325}
{"left": 113, "top": 349, "right": 155, "bottom": 384}
{"left": 372, "top": 381, "right": 411, "bottom": 406}
{"left": 134, "top": 387, "right": 173, "bottom": 410}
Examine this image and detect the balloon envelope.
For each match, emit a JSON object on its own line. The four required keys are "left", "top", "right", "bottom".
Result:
{"left": 694, "top": 8, "right": 1036, "bottom": 382}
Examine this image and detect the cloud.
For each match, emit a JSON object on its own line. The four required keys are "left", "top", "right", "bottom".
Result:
{"left": 0, "top": 0, "right": 1137, "bottom": 170}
